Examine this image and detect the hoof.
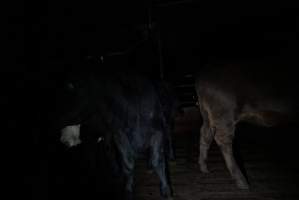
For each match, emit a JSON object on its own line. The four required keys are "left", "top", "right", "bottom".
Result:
{"left": 236, "top": 180, "right": 249, "bottom": 190}
{"left": 200, "top": 166, "right": 210, "bottom": 173}
{"left": 161, "top": 187, "right": 172, "bottom": 200}
{"left": 198, "top": 162, "right": 210, "bottom": 173}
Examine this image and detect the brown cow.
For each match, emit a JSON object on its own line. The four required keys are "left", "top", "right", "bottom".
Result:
{"left": 195, "top": 62, "right": 299, "bottom": 189}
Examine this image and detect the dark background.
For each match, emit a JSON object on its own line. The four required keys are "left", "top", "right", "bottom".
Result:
{"left": 8, "top": 1, "right": 299, "bottom": 88}
{"left": 8, "top": 0, "right": 299, "bottom": 111}
{"left": 6, "top": 0, "right": 299, "bottom": 199}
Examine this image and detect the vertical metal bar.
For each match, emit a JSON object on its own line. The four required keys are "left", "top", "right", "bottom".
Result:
{"left": 147, "top": 2, "right": 152, "bottom": 30}
{"left": 157, "top": 27, "right": 164, "bottom": 80}
{"left": 148, "top": 1, "right": 164, "bottom": 80}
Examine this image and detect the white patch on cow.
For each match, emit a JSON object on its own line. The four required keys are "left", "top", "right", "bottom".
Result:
{"left": 97, "top": 136, "right": 104, "bottom": 143}
{"left": 60, "top": 124, "right": 81, "bottom": 147}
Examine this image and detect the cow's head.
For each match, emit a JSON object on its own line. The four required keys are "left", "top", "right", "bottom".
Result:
{"left": 58, "top": 70, "right": 99, "bottom": 147}
{"left": 60, "top": 124, "right": 81, "bottom": 147}
{"left": 58, "top": 81, "right": 82, "bottom": 147}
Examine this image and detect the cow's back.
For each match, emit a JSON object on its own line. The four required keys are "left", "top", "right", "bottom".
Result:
{"left": 85, "top": 71, "right": 165, "bottom": 150}
{"left": 195, "top": 63, "right": 299, "bottom": 126}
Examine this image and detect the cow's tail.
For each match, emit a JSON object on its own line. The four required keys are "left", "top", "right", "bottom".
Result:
{"left": 154, "top": 81, "right": 176, "bottom": 162}
{"left": 156, "top": 102, "right": 175, "bottom": 161}
{"left": 164, "top": 112, "right": 176, "bottom": 161}
{"left": 165, "top": 122, "right": 176, "bottom": 161}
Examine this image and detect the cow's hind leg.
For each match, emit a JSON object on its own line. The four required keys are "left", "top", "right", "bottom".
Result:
{"left": 214, "top": 124, "right": 249, "bottom": 189}
{"left": 198, "top": 105, "right": 214, "bottom": 173}
{"left": 150, "top": 131, "right": 173, "bottom": 200}
{"left": 114, "top": 133, "right": 136, "bottom": 200}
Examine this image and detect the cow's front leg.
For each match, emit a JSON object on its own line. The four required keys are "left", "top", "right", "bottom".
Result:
{"left": 215, "top": 125, "right": 249, "bottom": 189}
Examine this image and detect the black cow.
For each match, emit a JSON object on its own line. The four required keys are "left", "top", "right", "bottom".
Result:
{"left": 58, "top": 65, "right": 174, "bottom": 200}
{"left": 195, "top": 62, "right": 299, "bottom": 189}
